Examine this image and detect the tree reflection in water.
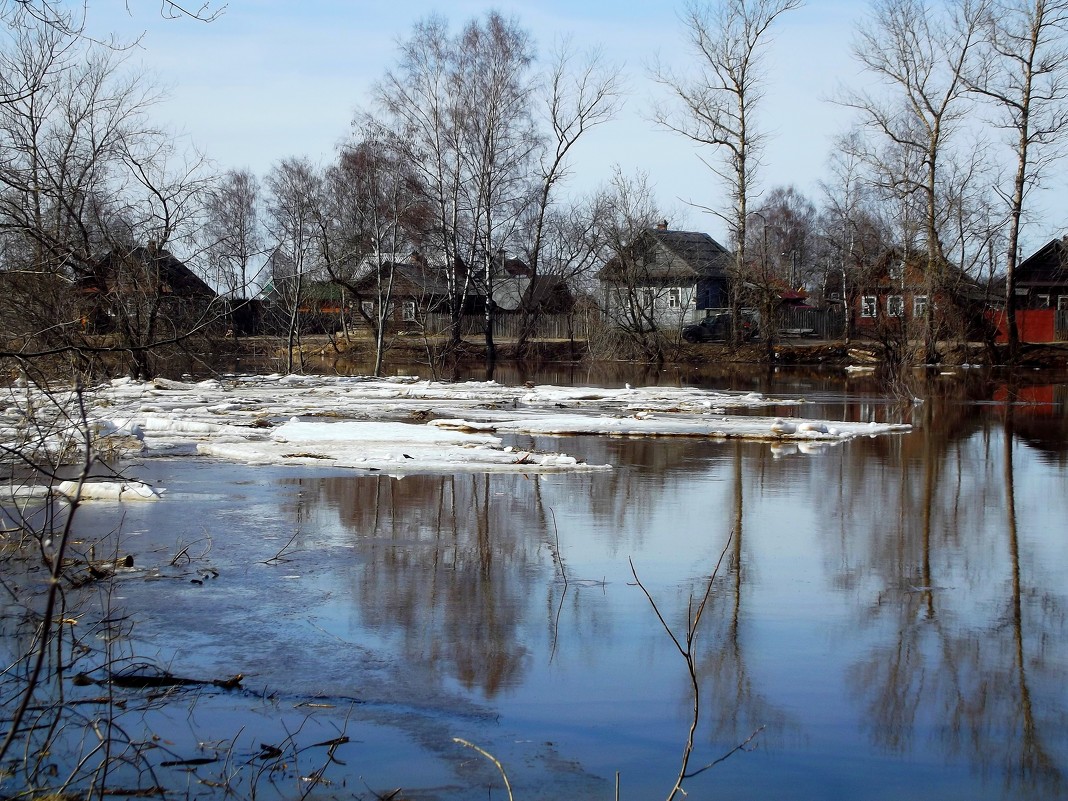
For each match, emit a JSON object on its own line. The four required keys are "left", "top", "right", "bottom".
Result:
{"left": 303, "top": 472, "right": 544, "bottom": 697}
{"left": 37, "top": 367, "right": 1058, "bottom": 800}
{"left": 842, "top": 382, "right": 1066, "bottom": 798}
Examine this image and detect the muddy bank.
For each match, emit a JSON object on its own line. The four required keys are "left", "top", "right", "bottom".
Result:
{"left": 216, "top": 334, "right": 1068, "bottom": 372}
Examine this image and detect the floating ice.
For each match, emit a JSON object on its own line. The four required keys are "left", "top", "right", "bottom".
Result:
{"left": 2, "top": 373, "right": 912, "bottom": 477}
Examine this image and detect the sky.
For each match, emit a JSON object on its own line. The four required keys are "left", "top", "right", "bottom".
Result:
{"left": 83, "top": 0, "right": 1067, "bottom": 255}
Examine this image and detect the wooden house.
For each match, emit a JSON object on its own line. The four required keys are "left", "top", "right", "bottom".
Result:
{"left": 849, "top": 249, "right": 990, "bottom": 338}
{"left": 1014, "top": 237, "right": 1068, "bottom": 310}
{"left": 78, "top": 245, "right": 216, "bottom": 332}
{"left": 345, "top": 255, "right": 482, "bottom": 331}
{"left": 489, "top": 251, "right": 575, "bottom": 317}
{"left": 597, "top": 222, "right": 732, "bottom": 329}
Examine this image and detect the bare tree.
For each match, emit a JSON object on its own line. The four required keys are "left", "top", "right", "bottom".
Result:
{"left": 374, "top": 15, "right": 474, "bottom": 354}
{"left": 0, "top": 15, "right": 215, "bottom": 379}
{"left": 264, "top": 157, "right": 321, "bottom": 373}
{"left": 452, "top": 11, "right": 539, "bottom": 366}
{"left": 515, "top": 40, "right": 622, "bottom": 354}
{"left": 376, "top": 13, "right": 620, "bottom": 367}
{"left": 745, "top": 185, "right": 818, "bottom": 350}
{"left": 203, "top": 168, "right": 264, "bottom": 336}
{"left": 845, "top": 0, "right": 988, "bottom": 363}
{"left": 818, "top": 131, "right": 896, "bottom": 340}
{"left": 968, "top": 0, "right": 1068, "bottom": 359}
{"left": 320, "top": 125, "right": 430, "bottom": 375}
{"left": 651, "top": 0, "right": 802, "bottom": 346}
{"left": 593, "top": 168, "right": 676, "bottom": 362}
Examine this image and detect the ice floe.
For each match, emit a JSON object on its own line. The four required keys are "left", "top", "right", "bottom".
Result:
{"left": 55, "top": 480, "right": 162, "bottom": 502}
{"left": 1, "top": 374, "right": 912, "bottom": 480}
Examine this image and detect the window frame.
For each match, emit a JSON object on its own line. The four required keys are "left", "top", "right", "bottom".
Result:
{"left": 861, "top": 295, "right": 877, "bottom": 318}
{"left": 913, "top": 295, "right": 928, "bottom": 318}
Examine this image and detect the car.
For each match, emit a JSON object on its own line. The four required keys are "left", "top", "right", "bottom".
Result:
{"left": 681, "top": 311, "right": 758, "bottom": 343}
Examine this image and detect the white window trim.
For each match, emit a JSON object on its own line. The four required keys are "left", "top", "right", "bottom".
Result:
{"left": 887, "top": 295, "right": 904, "bottom": 317}
{"left": 861, "top": 295, "right": 877, "bottom": 318}
{"left": 913, "top": 295, "right": 928, "bottom": 317}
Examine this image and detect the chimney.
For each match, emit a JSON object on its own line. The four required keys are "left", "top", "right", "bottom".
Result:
{"left": 656, "top": 220, "right": 669, "bottom": 230}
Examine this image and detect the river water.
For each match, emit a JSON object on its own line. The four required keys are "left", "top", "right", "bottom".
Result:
{"left": 6, "top": 365, "right": 1067, "bottom": 800}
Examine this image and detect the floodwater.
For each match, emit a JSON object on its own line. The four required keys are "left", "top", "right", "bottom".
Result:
{"left": 4, "top": 365, "right": 1068, "bottom": 800}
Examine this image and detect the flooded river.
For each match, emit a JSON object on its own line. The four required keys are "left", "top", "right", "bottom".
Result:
{"left": 4, "top": 365, "right": 1067, "bottom": 800}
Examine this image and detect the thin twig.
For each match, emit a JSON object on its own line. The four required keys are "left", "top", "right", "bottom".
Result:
{"left": 453, "top": 738, "right": 514, "bottom": 801}
{"left": 630, "top": 531, "right": 735, "bottom": 801}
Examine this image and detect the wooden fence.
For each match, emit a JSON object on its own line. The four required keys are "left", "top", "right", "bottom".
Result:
{"left": 421, "top": 312, "right": 589, "bottom": 341}
{"left": 990, "top": 309, "right": 1068, "bottom": 343}
{"left": 775, "top": 307, "right": 846, "bottom": 340}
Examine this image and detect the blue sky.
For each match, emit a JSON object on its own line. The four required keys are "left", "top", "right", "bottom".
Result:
{"left": 85, "top": 0, "right": 1066, "bottom": 253}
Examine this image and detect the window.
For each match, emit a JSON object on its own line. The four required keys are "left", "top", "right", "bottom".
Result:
{"left": 641, "top": 289, "right": 655, "bottom": 309}
{"left": 887, "top": 295, "right": 904, "bottom": 317}
{"left": 861, "top": 295, "right": 877, "bottom": 318}
{"left": 668, "top": 288, "right": 681, "bottom": 309}
{"left": 360, "top": 300, "right": 374, "bottom": 317}
{"left": 913, "top": 295, "right": 928, "bottom": 318}
{"left": 888, "top": 261, "right": 903, "bottom": 280}
{"left": 402, "top": 300, "right": 417, "bottom": 321}
{"left": 1037, "top": 294, "right": 1051, "bottom": 308}
{"left": 1058, "top": 296, "right": 1068, "bottom": 311}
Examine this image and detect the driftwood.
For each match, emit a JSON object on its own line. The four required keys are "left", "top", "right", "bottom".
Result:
{"left": 72, "top": 670, "right": 244, "bottom": 691}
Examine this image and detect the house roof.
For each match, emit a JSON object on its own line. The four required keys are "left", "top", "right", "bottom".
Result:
{"left": 492, "top": 274, "right": 573, "bottom": 312}
{"left": 347, "top": 261, "right": 454, "bottom": 298}
{"left": 86, "top": 247, "right": 215, "bottom": 298}
{"left": 650, "top": 229, "right": 732, "bottom": 278}
{"left": 1018, "top": 237, "right": 1068, "bottom": 287}
{"left": 598, "top": 227, "right": 732, "bottom": 282}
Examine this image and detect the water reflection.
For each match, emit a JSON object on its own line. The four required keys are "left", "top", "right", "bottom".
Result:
{"left": 838, "top": 386, "right": 1067, "bottom": 798}
{"left": 271, "top": 369, "right": 1068, "bottom": 791}
{"left": 21, "top": 367, "right": 1063, "bottom": 800}
{"left": 262, "top": 373, "right": 1068, "bottom": 798}
{"left": 283, "top": 473, "right": 550, "bottom": 697}
{"left": 698, "top": 444, "right": 798, "bottom": 752}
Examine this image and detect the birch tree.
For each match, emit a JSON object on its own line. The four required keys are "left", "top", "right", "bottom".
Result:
{"left": 846, "top": 0, "right": 987, "bottom": 362}
{"left": 453, "top": 12, "right": 538, "bottom": 365}
{"left": 374, "top": 15, "right": 473, "bottom": 353}
{"left": 203, "top": 168, "right": 264, "bottom": 336}
{"left": 651, "top": 0, "right": 802, "bottom": 346}
{"left": 320, "top": 126, "right": 429, "bottom": 375}
{"left": 515, "top": 41, "right": 622, "bottom": 353}
{"left": 969, "top": 0, "right": 1068, "bottom": 359}
{"left": 0, "top": 15, "right": 214, "bottom": 379}
{"left": 265, "top": 157, "right": 321, "bottom": 373}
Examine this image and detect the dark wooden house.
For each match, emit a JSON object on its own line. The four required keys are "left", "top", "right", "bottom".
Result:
{"left": 78, "top": 245, "right": 216, "bottom": 332}
{"left": 1014, "top": 237, "right": 1068, "bottom": 310}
